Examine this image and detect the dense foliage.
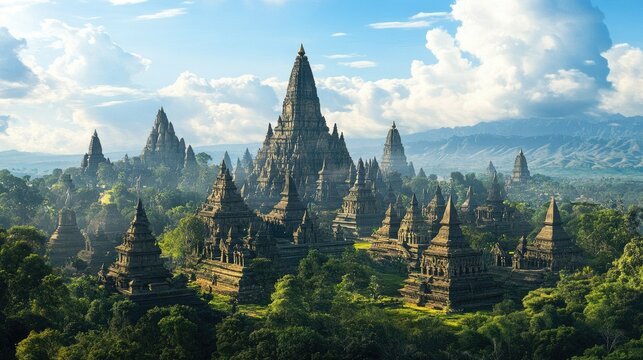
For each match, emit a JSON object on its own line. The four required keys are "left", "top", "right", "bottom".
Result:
{"left": 0, "top": 158, "right": 641, "bottom": 359}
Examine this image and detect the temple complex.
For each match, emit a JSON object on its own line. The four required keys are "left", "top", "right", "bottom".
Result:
{"left": 80, "top": 203, "right": 127, "bottom": 273}
{"left": 264, "top": 172, "right": 308, "bottom": 235}
{"left": 402, "top": 196, "right": 502, "bottom": 311}
{"left": 518, "top": 197, "right": 582, "bottom": 271}
{"left": 380, "top": 122, "right": 414, "bottom": 178}
{"left": 397, "top": 194, "right": 432, "bottom": 268}
{"left": 140, "top": 108, "right": 190, "bottom": 171}
{"left": 511, "top": 149, "right": 531, "bottom": 183}
{"left": 100, "top": 200, "right": 201, "bottom": 309}
{"left": 459, "top": 186, "right": 477, "bottom": 224}
{"left": 193, "top": 160, "right": 353, "bottom": 303}
{"left": 423, "top": 185, "right": 446, "bottom": 238}
{"left": 474, "top": 174, "right": 524, "bottom": 236}
{"left": 46, "top": 191, "right": 86, "bottom": 268}
{"left": 246, "top": 45, "right": 353, "bottom": 209}
{"left": 80, "top": 130, "right": 108, "bottom": 176}
{"left": 332, "top": 159, "right": 382, "bottom": 240}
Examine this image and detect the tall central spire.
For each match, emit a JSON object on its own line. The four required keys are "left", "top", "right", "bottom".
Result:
{"left": 280, "top": 43, "right": 324, "bottom": 131}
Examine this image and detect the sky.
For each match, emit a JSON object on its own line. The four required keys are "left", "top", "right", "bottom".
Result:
{"left": 0, "top": 0, "right": 642, "bottom": 154}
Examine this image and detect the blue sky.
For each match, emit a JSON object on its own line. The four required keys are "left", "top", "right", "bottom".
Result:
{"left": 0, "top": 0, "right": 642, "bottom": 153}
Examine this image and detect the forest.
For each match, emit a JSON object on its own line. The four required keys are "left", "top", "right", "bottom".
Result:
{"left": 0, "top": 155, "right": 641, "bottom": 360}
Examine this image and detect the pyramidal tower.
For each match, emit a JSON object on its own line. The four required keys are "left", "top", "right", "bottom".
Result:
{"left": 511, "top": 149, "right": 530, "bottom": 183}
{"left": 101, "top": 200, "right": 200, "bottom": 309}
{"left": 380, "top": 122, "right": 413, "bottom": 177}
{"left": 81, "top": 130, "right": 108, "bottom": 176}
{"left": 248, "top": 45, "right": 353, "bottom": 208}
{"left": 402, "top": 196, "right": 502, "bottom": 311}
{"left": 140, "top": 107, "right": 190, "bottom": 171}
{"left": 521, "top": 197, "right": 581, "bottom": 271}
{"left": 47, "top": 191, "right": 86, "bottom": 268}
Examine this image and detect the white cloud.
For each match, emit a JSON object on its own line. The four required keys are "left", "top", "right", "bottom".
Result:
{"left": 42, "top": 20, "right": 150, "bottom": 86}
{"left": 1, "top": 0, "right": 642, "bottom": 155}
{"left": 325, "top": 53, "right": 363, "bottom": 59}
{"left": 110, "top": 0, "right": 147, "bottom": 5}
{"left": 331, "top": 32, "right": 347, "bottom": 37}
{"left": 410, "top": 12, "right": 450, "bottom": 19}
{"left": 158, "top": 71, "right": 281, "bottom": 145}
{"left": 339, "top": 61, "right": 377, "bottom": 69}
{"left": 0, "top": 27, "right": 38, "bottom": 98}
{"left": 599, "top": 43, "right": 643, "bottom": 116}
{"left": 136, "top": 8, "right": 187, "bottom": 20}
{"left": 369, "top": 21, "right": 431, "bottom": 29}
{"left": 0, "top": 20, "right": 155, "bottom": 153}
{"left": 311, "top": 64, "right": 325, "bottom": 72}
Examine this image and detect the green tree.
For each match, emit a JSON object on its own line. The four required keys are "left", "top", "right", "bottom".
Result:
{"left": 159, "top": 214, "right": 208, "bottom": 266}
{"left": 15, "top": 329, "right": 64, "bottom": 360}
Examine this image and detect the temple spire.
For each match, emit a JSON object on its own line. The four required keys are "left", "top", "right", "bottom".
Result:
{"left": 441, "top": 195, "right": 460, "bottom": 226}
{"left": 544, "top": 197, "right": 562, "bottom": 225}
{"left": 487, "top": 173, "right": 502, "bottom": 202}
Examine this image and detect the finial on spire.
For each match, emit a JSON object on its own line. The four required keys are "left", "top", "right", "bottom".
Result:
{"left": 93, "top": 129, "right": 98, "bottom": 137}
{"left": 298, "top": 43, "right": 305, "bottom": 56}
{"left": 392, "top": 121, "right": 396, "bottom": 129}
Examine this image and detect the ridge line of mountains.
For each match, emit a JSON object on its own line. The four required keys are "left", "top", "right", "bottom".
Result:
{"left": 2, "top": 114, "right": 641, "bottom": 177}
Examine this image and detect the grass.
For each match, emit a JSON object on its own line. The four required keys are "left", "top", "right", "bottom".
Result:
{"left": 373, "top": 270, "right": 406, "bottom": 296}
{"left": 385, "top": 304, "right": 468, "bottom": 328}
{"left": 239, "top": 304, "right": 269, "bottom": 318}
{"left": 354, "top": 241, "right": 372, "bottom": 250}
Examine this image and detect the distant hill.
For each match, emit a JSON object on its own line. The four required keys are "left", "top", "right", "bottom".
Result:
{"left": 1, "top": 115, "right": 641, "bottom": 178}
{"left": 348, "top": 115, "right": 643, "bottom": 177}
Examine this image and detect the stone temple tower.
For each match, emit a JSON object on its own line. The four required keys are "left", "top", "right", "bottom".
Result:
{"left": 511, "top": 149, "right": 530, "bottom": 183}
{"left": 140, "top": 108, "right": 189, "bottom": 171}
{"left": 247, "top": 44, "right": 353, "bottom": 209}
{"left": 380, "top": 122, "right": 413, "bottom": 177}
{"left": 402, "top": 196, "right": 502, "bottom": 311}
{"left": 47, "top": 191, "right": 86, "bottom": 268}
{"left": 80, "top": 130, "right": 108, "bottom": 176}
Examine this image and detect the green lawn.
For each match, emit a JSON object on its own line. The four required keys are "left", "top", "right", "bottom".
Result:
{"left": 353, "top": 241, "right": 372, "bottom": 250}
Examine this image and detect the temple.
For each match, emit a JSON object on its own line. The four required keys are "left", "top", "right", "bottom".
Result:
{"left": 46, "top": 191, "right": 86, "bottom": 268}
{"left": 79, "top": 203, "right": 127, "bottom": 273}
{"left": 315, "top": 159, "right": 342, "bottom": 208}
{"left": 332, "top": 158, "right": 382, "bottom": 240}
{"left": 486, "top": 161, "right": 497, "bottom": 177}
{"left": 140, "top": 108, "right": 191, "bottom": 171}
{"left": 380, "top": 122, "right": 414, "bottom": 178}
{"left": 402, "top": 196, "right": 502, "bottom": 311}
{"left": 459, "top": 186, "right": 477, "bottom": 224}
{"left": 100, "top": 200, "right": 201, "bottom": 309}
{"left": 246, "top": 45, "right": 353, "bottom": 210}
{"left": 474, "top": 174, "right": 524, "bottom": 236}
{"left": 80, "top": 130, "right": 108, "bottom": 176}
{"left": 423, "top": 185, "right": 446, "bottom": 238}
{"left": 518, "top": 197, "right": 582, "bottom": 271}
{"left": 193, "top": 160, "right": 353, "bottom": 303}
{"left": 184, "top": 145, "right": 198, "bottom": 172}
{"left": 511, "top": 149, "right": 531, "bottom": 183}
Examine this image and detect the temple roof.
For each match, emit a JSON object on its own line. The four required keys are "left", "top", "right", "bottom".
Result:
{"left": 88, "top": 130, "right": 103, "bottom": 155}
{"left": 130, "top": 199, "right": 151, "bottom": 235}
{"left": 461, "top": 186, "right": 476, "bottom": 209}
{"left": 487, "top": 173, "right": 503, "bottom": 203}
{"left": 282, "top": 43, "right": 319, "bottom": 127}
{"left": 532, "top": 197, "right": 574, "bottom": 250}
{"left": 544, "top": 197, "right": 562, "bottom": 225}
{"left": 426, "top": 195, "right": 472, "bottom": 253}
